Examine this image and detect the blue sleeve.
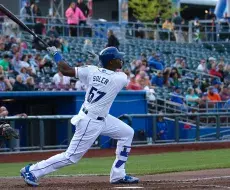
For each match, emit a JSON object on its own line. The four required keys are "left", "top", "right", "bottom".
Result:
{"left": 151, "top": 76, "right": 156, "bottom": 85}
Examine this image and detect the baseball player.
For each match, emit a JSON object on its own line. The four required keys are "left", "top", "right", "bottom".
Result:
{"left": 20, "top": 46, "right": 139, "bottom": 186}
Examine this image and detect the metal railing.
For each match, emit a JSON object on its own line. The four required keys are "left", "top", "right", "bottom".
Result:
{"left": 0, "top": 112, "right": 230, "bottom": 152}
{"left": 1, "top": 15, "right": 230, "bottom": 43}
{"left": 0, "top": 115, "right": 74, "bottom": 152}
{"left": 119, "top": 112, "right": 230, "bottom": 144}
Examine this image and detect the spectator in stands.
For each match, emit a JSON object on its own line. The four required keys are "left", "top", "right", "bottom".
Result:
{"left": 11, "top": 52, "right": 21, "bottom": 75}
{"left": 223, "top": 99, "right": 230, "bottom": 110}
{"left": 20, "top": 67, "right": 30, "bottom": 83}
{"left": 31, "top": 3, "right": 42, "bottom": 23}
{"left": 224, "top": 64, "right": 230, "bottom": 84}
{"left": 106, "top": 30, "right": 120, "bottom": 49}
{"left": 179, "top": 58, "right": 188, "bottom": 76}
{"left": 11, "top": 44, "right": 19, "bottom": 55}
{"left": 47, "top": 36, "right": 60, "bottom": 48}
{"left": 0, "top": 105, "right": 27, "bottom": 118}
{"left": 83, "top": 39, "right": 94, "bottom": 54}
{"left": 65, "top": 2, "right": 86, "bottom": 37}
{"left": 209, "top": 62, "right": 222, "bottom": 78}
{"left": 126, "top": 74, "right": 142, "bottom": 90}
{"left": 77, "top": 0, "right": 89, "bottom": 21}
{"left": 217, "top": 63, "right": 225, "bottom": 82}
{"left": 154, "top": 13, "right": 161, "bottom": 25}
{"left": 172, "top": 12, "right": 184, "bottom": 43}
{"left": 136, "top": 71, "right": 151, "bottom": 89}
{"left": 163, "top": 67, "right": 171, "bottom": 86}
{"left": 171, "top": 87, "right": 184, "bottom": 104}
{"left": 148, "top": 53, "right": 164, "bottom": 70}
{"left": 0, "top": 54, "right": 11, "bottom": 71}
{"left": 169, "top": 71, "right": 181, "bottom": 87}
{"left": 59, "top": 39, "right": 70, "bottom": 54}
{"left": 162, "top": 19, "right": 173, "bottom": 31}
{"left": 75, "top": 79, "right": 87, "bottom": 91}
{"left": 220, "top": 85, "right": 230, "bottom": 101}
{"left": 211, "top": 79, "right": 222, "bottom": 93}
{"left": 173, "top": 57, "right": 181, "bottom": 68}
{"left": 53, "top": 71, "right": 71, "bottom": 89}
{"left": 47, "top": 26, "right": 59, "bottom": 38}
{"left": 185, "top": 87, "right": 201, "bottom": 107}
{"left": 34, "top": 18, "right": 45, "bottom": 36}
{"left": 193, "top": 77, "right": 202, "bottom": 95}
{"left": 0, "top": 42, "right": 6, "bottom": 52}
{"left": 20, "top": 1, "right": 33, "bottom": 25}
{"left": 0, "top": 106, "right": 8, "bottom": 117}
{"left": 197, "top": 59, "right": 207, "bottom": 73}
{"left": 0, "top": 73, "right": 12, "bottom": 91}
{"left": 156, "top": 112, "right": 168, "bottom": 140}
{"left": 207, "top": 86, "right": 221, "bottom": 102}
{"left": 199, "top": 92, "right": 215, "bottom": 111}
{"left": 12, "top": 75, "right": 28, "bottom": 91}
{"left": 26, "top": 77, "right": 35, "bottom": 91}
{"left": 151, "top": 70, "right": 164, "bottom": 87}
{"left": 28, "top": 54, "right": 38, "bottom": 74}
{"left": 200, "top": 78, "right": 211, "bottom": 93}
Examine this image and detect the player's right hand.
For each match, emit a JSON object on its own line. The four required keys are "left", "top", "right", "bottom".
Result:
{"left": 47, "top": 46, "right": 58, "bottom": 56}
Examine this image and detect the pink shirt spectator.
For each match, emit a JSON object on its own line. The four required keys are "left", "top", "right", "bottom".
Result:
{"left": 65, "top": 7, "right": 86, "bottom": 25}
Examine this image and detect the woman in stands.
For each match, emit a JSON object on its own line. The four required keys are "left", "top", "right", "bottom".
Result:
{"left": 65, "top": 2, "right": 86, "bottom": 37}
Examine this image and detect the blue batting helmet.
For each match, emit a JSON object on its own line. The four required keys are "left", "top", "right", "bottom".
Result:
{"left": 99, "top": 47, "right": 125, "bottom": 67}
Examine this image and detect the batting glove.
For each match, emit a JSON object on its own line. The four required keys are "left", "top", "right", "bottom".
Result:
{"left": 47, "top": 46, "right": 63, "bottom": 63}
{"left": 47, "top": 46, "right": 58, "bottom": 56}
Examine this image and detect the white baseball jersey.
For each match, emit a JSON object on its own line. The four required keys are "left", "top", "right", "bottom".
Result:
{"left": 74, "top": 65, "right": 128, "bottom": 117}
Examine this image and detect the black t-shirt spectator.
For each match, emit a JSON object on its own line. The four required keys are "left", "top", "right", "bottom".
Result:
{"left": 34, "top": 22, "right": 45, "bottom": 35}
{"left": 12, "top": 81, "right": 28, "bottom": 91}
{"left": 107, "top": 35, "right": 120, "bottom": 49}
{"left": 173, "top": 16, "right": 182, "bottom": 30}
{"left": 77, "top": 2, "right": 89, "bottom": 17}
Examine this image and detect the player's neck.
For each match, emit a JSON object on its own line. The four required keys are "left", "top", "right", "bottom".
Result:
{"left": 104, "top": 66, "right": 116, "bottom": 72}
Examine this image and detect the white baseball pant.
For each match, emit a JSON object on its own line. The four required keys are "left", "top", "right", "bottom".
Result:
{"left": 28, "top": 112, "right": 134, "bottom": 183}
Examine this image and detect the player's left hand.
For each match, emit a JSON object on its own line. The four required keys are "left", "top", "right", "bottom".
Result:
{"left": 0, "top": 123, "right": 19, "bottom": 140}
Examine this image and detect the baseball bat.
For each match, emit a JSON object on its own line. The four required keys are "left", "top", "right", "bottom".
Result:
{"left": 0, "top": 4, "right": 49, "bottom": 48}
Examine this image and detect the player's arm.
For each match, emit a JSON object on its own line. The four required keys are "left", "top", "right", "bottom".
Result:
{"left": 47, "top": 46, "right": 75, "bottom": 77}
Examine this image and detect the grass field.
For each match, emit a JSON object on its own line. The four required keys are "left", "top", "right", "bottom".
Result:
{"left": 1, "top": 149, "right": 230, "bottom": 177}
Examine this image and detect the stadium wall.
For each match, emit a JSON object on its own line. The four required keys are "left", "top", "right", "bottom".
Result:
{"left": 0, "top": 91, "right": 147, "bottom": 148}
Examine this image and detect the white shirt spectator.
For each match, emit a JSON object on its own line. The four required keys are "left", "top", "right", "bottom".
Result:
{"left": 197, "top": 60, "right": 207, "bottom": 72}
{"left": 53, "top": 72, "right": 70, "bottom": 86}
{"left": 19, "top": 61, "right": 30, "bottom": 68}
{"left": 75, "top": 80, "right": 87, "bottom": 91}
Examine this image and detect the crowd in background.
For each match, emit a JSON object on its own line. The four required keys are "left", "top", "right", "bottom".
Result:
{"left": 0, "top": 0, "right": 228, "bottom": 113}
{"left": 0, "top": 30, "right": 229, "bottom": 112}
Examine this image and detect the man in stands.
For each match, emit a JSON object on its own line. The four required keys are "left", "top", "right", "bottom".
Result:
{"left": 197, "top": 59, "right": 207, "bottom": 73}
{"left": 207, "top": 86, "right": 221, "bottom": 102}
{"left": 12, "top": 75, "right": 28, "bottom": 91}
{"left": 170, "top": 86, "right": 187, "bottom": 111}
{"left": 151, "top": 70, "right": 164, "bottom": 87}
{"left": 52, "top": 71, "right": 71, "bottom": 89}
{"left": 220, "top": 85, "right": 230, "bottom": 101}
{"left": 0, "top": 53, "right": 11, "bottom": 72}
{"left": 106, "top": 30, "right": 120, "bottom": 49}
{"left": 126, "top": 74, "right": 142, "bottom": 90}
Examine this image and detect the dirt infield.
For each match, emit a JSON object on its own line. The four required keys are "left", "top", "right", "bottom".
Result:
{"left": 1, "top": 168, "right": 230, "bottom": 189}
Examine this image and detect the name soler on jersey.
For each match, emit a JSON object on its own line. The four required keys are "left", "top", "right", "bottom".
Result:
{"left": 93, "top": 76, "right": 109, "bottom": 85}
